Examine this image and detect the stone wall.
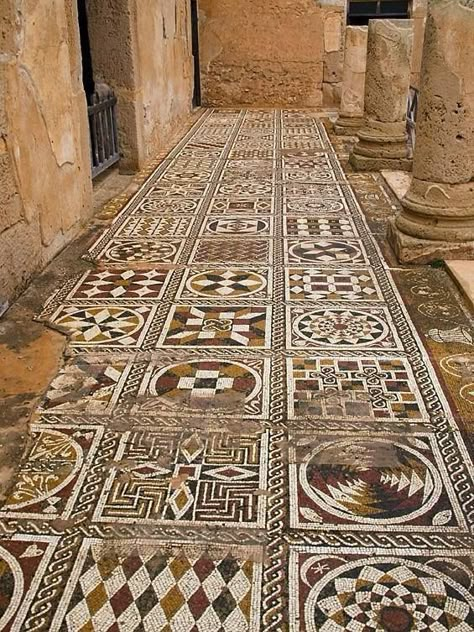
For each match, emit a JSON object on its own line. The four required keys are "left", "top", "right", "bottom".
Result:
{"left": 0, "top": 0, "right": 93, "bottom": 306}
{"left": 198, "top": 0, "right": 345, "bottom": 108}
{"left": 87, "top": 0, "right": 194, "bottom": 171}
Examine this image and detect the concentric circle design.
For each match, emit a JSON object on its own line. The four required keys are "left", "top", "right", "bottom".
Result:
{"left": 305, "top": 557, "right": 474, "bottom": 632}
{"left": 293, "top": 309, "right": 390, "bottom": 347}
{"left": 106, "top": 240, "right": 177, "bottom": 263}
{"left": 186, "top": 269, "right": 267, "bottom": 298}
{"left": 300, "top": 438, "right": 442, "bottom": 524}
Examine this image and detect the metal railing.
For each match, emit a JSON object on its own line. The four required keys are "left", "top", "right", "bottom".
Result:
{"left": 87, "top": 87, "right": 120, "bottom": 179}
{"left": 406, "top": 86, "right": 419, "bottom": 155}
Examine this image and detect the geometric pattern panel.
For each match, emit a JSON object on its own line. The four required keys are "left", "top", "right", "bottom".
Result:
{"left": 93, "top": 428, "right": 268, "bottom": 526}
{"left": 286, "top": 267, "right": 383, "bottom": 302}
{"left": 284, "top": 217, "right": 357, "bottom": 238}
{"left": 92, "top": 238, "right": 184, "bottom": 264}
{"left": 287, "top": 357, "right": 428, "bottom": 421}
{"left": 158, "top": 305, "right": 272, "bottom": 348}
{"left": 67, "top": 268, "right": 173, "bottom": 301}
{"left": 208, "top": 197, "right": 273, "bottom": 214}
{"left": 136, "top": 357, "right": 270, "bottom": 418}
{"left": 287, "top": 306, "right": 402, "bottom": 350}
{"left": 289, "top": 548, "right": 474, "bottom": 632}
{"left": 289, "top": 432, "right": 464, "bottom": 530}
{"left": 51, "top": 539, "right": 262, "bottom": 632}
{"left": 200, "top": 217, "right": 272, "bottom": 236}
{"left": 115, "top": 216, "right": 194, "bottom": 238}
{"left": 190, "top": 239, "right": 273, "bottom": 264}
{"left": 177, "top": 267, "right": 271, "bottom": 300}
{"left": 48, "top": 304, "right": 157, "bottom": 350}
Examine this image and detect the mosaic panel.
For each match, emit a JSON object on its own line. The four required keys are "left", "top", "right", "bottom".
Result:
{"left": 115, "top": 216, "right": 194, "bottom": 238}
{"left": 287, "top": 357, "right": 428, "bottom": 421}
{"left": 208, "top": 197, "right": 274, "bottom": 214}
{"left": 284, "top": 216, "right": 357, "bottom": 238}
{"left": 284, "top": 239, "right": 369, "bottom": 266}
{"left": 92, "top": 238, "right": 184, "bottom": 264}
{"left": 199, "top": 216, "right": 273, "bottom": 236}
{"left": 51, "top": 539, "right": 262, "bottom": 631}
{"left": 158, "top": 305, "right": 272, "bottom": 348}
{"left": 285, "top": 267, "right": 383, "bottom": 302}
{"left": 177, "top": 267, "right": 272, "bottom": 300}
{"left": 189, "top": 239, "right": 273, "bottom": 264}
{"left": 66, "top": 268, "right": 173, "bottom": 301}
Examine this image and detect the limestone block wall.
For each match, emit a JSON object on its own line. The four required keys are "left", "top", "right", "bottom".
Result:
{"left": 86, "top": 0, "right": 194, "bottom": 171}
{"left": 0, "top": 0, "right": 93, "bottom": 306}
{"left": 198, "top": 0, "right": 345, "bottom": 108}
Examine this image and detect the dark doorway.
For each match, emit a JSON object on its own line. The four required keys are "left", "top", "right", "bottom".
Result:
{"left": 190, "top": 0, "right": 201, "bottom": 106}
{"left": 77, "top": 0, "right": 95, "bottom": 98}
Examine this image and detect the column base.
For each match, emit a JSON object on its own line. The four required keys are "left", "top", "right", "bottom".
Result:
{"left": 333, "top": 115, "right": 364, "bottom": 136}
{"left": 350, "top": 153, "right": 412, "bottom": 172}
{"left": 387, "top": 220, "right": 474, "bottom": 263}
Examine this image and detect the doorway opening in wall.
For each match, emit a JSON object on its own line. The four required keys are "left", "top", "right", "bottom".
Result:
{"left": 190, "top": 0, "right": 201, "bottom": 107}
{"left": 347, "top": 0, "right": 410, "bottom": 24}
{"left": 77, "top": 0, "right": 120, "bottom": 179}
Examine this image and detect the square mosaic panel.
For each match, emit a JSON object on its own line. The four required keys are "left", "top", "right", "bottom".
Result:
{"left": 286, "top": 305, "right": 403, "bottom": 350}
{"left": 289, "top": 547, "right": 474, "bottom": 631}
{"left": 229, "top": 148, "right": 275, "bottom": 159}
{"left": 189, "top": 239, "right": 273, "bottom": 265}
{"left": 284, "top": 184, "right": 343, "bottom": 199}
{"left": 48, "top": 304, "right": 158, "bottom": 351}
{"left": 199, "top": 216, "right": 273, "bottom": 237}
{"left": 134, "top": 197, "right": 203, "bottom": 215}
{"left": 0, "top": 535, "right": 59, "bottom": 631}
{"left": 285, "top": 267, "right": 383, "bottom": 302}
{"left": 282, "top": 168, "right": 337, "bottom": 183}
{"left": 208, "top": 197, "right": 274, "bottom": 214}
{"left": 65, "top": 268, "right": 173, "bottom": 301}
{"left": 114, "top": 216, "right": 194, "bottom": 238}
{"left": 284, "top": 197, "right": 349, "bottom": 215}
{"left": 287, "top": 357, "right": 428, "bottom": 421}
{"left": 284, "top": 239, "right": 369, "bottom": 266}
{"left": 289, "top": 431, "right": 466, "bottom": 531}
{"left": 93, "top": 428, "right": 268, "bottom": 526}
{"left": 160, "top": 168, "right": 214, "bottom": 183}
{"left": 146, "top": 182, "right": 209, "bottom": 198}
{"left": 176, "top": 267, "right": 272, "bottom": 300}
{"left": 51, "top": 539, "right": 262, "bottom": 632}
{"left": 215, "top": 181, "right": 273, "bottom": 197}
{"left": 284, "top": 217, "right": 358, "bottom": 239}
{"left": 39, "top": 356, "right": 132, "bottom": 414}
{"left": 91, "top": 238, "right": 185, "bottom": 265}
{"left": 158, "top": 305, "right": 272, "bottom": 348}
{"left": 0, "top": 425, "right": 103, "bottom": 520}
{"left": 135, "top": 356, "right": 270, "bottom": 418}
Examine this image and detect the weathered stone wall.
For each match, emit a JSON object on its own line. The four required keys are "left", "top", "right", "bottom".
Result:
{"left": 86, "top": 0, "right": 193, "bottom": 171}
{"left": 0, "top": 0, "right": 93, "bottom": 306}
{"left": 198, "top": 0, "right": 345, "bottom": 108}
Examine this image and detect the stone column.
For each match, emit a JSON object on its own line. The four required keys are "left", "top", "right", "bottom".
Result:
{"left": 334, "top": 26, "right": 368, "bottom": 135}
{"left": 349, "top": 19, "right": 413, "bottom": 171}
{"left": 389, "top": 0, "right": 474, "bottom": 262}
{"left": 410, "top": 0, "right": 428, "bottom": 89}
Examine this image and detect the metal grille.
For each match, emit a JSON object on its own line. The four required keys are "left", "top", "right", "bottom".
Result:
{"left": 406, "top": 86, "right": 419, "bottom": 155}
{"left": 87, "top": 87, "right": 120, "bottom": 179}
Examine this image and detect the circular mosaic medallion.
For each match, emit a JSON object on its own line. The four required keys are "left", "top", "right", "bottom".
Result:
{"left": 440, "top": 353, "right": 474, "bottom": 378}
{"left": 106, "top": 240, "right": 177, "bottom": 263}
{"left": 460, "top": 383, "right": 474, "bottom": 404}
{"left": 301, "top": 438, "right": 442, "bottom": 524}
{"left": 306, "top": 557, "right": 474, "bottom": 632}
{"left": 186, "top": 269, "right": 267, "bottom": 298}
{"left": 205, "top": 218, "right": 269, "bottom": 234}
{"left": 55, "top": 307, "right": 145, "bottom": 344}
{"left": 148, "top": 360, "right": 261, "bottom": 411}
{"left": 289, "top": 241, "right": 361, "bottom": 264}
{"left": 293, "top": 309, "right": 390, "bottom": 347}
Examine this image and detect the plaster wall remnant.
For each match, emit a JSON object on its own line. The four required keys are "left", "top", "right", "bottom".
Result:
{"left": 389, "top": 0, "right": 474, "bottom": 263}
{"left": 0, "top": 0, "right": 93, "bottom": 305}
{"left": 86, "top": 0, "right": 193, "bottom": 172}
{"left": 334, "top": 26, "right": 368, "bottom": 135}
{"left": 349, "top": 19, "right": 414, "bottom": 172}
{"left": 198, "top": 0, "right": 345, "bottom": 108}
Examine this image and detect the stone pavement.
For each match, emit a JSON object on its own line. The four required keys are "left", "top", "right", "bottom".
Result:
{"left": 1, "top": 109, "right": 474, "bottom": 630}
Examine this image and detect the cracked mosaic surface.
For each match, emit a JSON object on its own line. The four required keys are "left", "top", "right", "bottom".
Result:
{"left": 4, "top": 109, "right": 474, "bottom": 630}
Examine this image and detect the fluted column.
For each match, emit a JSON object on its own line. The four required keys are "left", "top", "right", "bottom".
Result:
{"left": 349, "top": 19, "right": 413, "bottom": 171}
{"left": 389, "top": 0, "right": 474, "bottom": 262}
{"left": 334, "top": 26, "right": 368, "bottom": 135}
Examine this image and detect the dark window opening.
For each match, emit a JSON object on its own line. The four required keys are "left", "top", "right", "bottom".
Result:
{"left": 347, "top": 0, "right": 410, "bottom": 25}
{"left": 190, "top": 0, "right": 201, "bottom": 106}
{"left": 77, "top": 0, "right": 95, "bottom": 99}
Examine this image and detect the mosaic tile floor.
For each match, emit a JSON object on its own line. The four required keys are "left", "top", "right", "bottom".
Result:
{"left": 3, "top": 109, "right": 474, "bottom": 631}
